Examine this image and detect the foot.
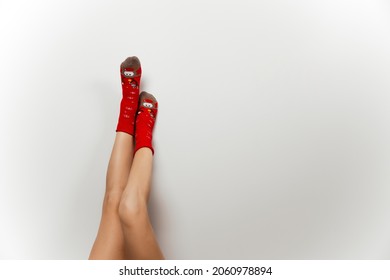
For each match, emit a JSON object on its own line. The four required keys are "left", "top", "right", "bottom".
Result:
{"left": 116, "top": 56, "right": 142, "bottom": 136}
{"left": 135, "top": 91, "right": 158, "bottom": 154}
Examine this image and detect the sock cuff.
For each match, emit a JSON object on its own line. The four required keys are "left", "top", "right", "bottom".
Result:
{"left": 116, "top": 126, "right": 135, "bottom": 136}
{"left": 134, "top": 145, "right": 154, "bottom": 155}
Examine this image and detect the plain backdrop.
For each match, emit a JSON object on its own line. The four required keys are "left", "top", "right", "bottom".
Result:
{"left": 1, "top": 0, "right": 390, "bottom": 259}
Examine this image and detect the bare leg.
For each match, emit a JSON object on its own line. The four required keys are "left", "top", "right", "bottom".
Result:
{"left": 118, "top": 148, "right": 164, "bottom": 259}
{"left": 89, "top": 132, "right": 134, "bottom": 259}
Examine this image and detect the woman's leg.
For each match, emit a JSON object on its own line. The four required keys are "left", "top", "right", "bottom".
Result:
{"left": 118, "top": 148, "right": 164, "bottom": 259}
{"left": 118, "top": 91, "right": 164, "bottom": 259}
{"left": 89, "top": 132, "right": 134, "bottom": 259}
{"left": 89, "top": 57, "right": 142, "bottom": 259}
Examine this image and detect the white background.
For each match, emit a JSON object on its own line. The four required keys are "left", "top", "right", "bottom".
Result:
{"left": 0, "top": 0, "right": 390, "bottom": 259}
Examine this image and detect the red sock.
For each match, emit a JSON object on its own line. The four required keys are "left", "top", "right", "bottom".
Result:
{"left": 135, "top": 91, "right": 158, "bottom": 154}
{"left": 116, "top": 56, "right": 142, "bottom": 136}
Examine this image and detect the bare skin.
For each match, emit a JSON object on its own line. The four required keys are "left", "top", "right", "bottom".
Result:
{"left": 119, "top": 148, "right": 164, "bottom": 259}
{"left": 89, "top": 136, "right": 163, "bottom": 259}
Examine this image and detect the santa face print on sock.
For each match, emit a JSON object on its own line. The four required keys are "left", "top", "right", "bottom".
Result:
{"left": 121, "top": 66, "right": 141, "bottom": 89}
{"left": 140, "top": 98, "right": 157, "bottom": 118}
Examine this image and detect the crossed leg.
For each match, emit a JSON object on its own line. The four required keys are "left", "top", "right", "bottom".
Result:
{"left": 89, "top": 132, "right": 134, "bottom": 259}
{"left": 119, "top": 148, "right": 164, "bottom": 259}
{"left": 89, "top": 136, "right": 163, "bottom": 259}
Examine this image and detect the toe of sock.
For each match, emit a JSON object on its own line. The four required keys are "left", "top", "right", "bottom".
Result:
{"left": 121, "top": 56, "right": 141, "bottom": 70}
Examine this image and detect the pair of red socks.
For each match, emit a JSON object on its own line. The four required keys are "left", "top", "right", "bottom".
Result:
{"left": 115, "top": 56, "right": 158, "bottom": 154}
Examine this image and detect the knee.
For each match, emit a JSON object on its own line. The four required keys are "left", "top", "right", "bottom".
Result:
{"left": 102, "top": 191, "right": 122, "bottom": 213}
{"left": 118, "top": 193, "right": 148, "bottom": 227}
